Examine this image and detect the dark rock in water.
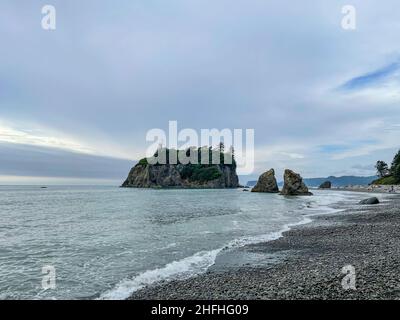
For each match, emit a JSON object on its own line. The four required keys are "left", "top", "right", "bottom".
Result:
{"left": 319, "top": 181, "right": 332, "bottom": 189}
{"left": 242, "top": 189, "right": 249, "bottom": 192}
{"left": 251, "top": 169, "right": 279, "bottom": 193}
{"left": 280, "top": 169, "right": 313, "bottom": 196}
{"left": 359, "top": 197, "right": 379, "bottom": 205}
{"left": 121, "top": 152, "right": 239, "bottom": 189}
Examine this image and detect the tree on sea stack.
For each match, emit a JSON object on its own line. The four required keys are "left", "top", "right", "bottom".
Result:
{"left": 375, "top": 161, "right": 390, "bottom": 178}
{"left": 391, "top": 150, "right": 400, "bottom": 169}
{"left": 391, "top": 150, "right": 400, "bottom": 181}
{"left": 218, "top": 142, "right": 225, "bottom": 153}
{"left": 393, "top": 163, "right": 400, "bottom": 182}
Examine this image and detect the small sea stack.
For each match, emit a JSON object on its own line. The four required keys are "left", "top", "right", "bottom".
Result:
{"left": 280, "top": 169, "right": 313, "bottom": 196}
{"left": 319, "top": 181, "right": 332, "bottom": 189}
{"left": 251, "top": 169, "right": 279, "bottom": 193}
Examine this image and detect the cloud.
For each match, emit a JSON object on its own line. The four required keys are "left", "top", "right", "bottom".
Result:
{"left": 1, "top": 0, "right": 400, "bottom": 181}
{"left": 279, "top": 152, "right": 305, "bottom": 159}
{"left": 351, "top": 163, "right": 375, "bottom": 171}
{"left": 0, "top": 142, "right": 133, "bottom": 180}
{"left": 0, "top": 122, "right": 94, "bottom": 154}
{"left": 318, "top": 145, "right": 351, "bottom": 154}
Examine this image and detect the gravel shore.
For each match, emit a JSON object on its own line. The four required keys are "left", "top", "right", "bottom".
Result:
{"left": 130, "top": 194, "right": 400, "bottom": 300}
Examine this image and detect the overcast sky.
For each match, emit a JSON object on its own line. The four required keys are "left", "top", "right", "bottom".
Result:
{"left": 1, "top": 0, "right": 400, "bottom": 184}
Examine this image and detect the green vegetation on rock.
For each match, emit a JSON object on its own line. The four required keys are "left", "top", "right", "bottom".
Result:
{"left": 179, "top": 164, "right": 222, "bottom": 182}
{"left": 138, "top": 158, "right": 148, "bottom": 165}
{"left": 372, "top": 176, "right": 398, "bottom": 185}
{"left": 392, "top": 150, "right": 400, "bottom": 181}
{"left": 373, "top": 149, "right": 400, "bottom": 185}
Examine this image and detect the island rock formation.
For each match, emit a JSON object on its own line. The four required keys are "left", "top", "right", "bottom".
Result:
{"left": 122, "top": 149, "right": 239, "bottom": 189}
{"left": 280, "top": 169, "right": 313, "bottom": 196}
{"left": 251, "top": 169, "right": 279, "bottom": 193}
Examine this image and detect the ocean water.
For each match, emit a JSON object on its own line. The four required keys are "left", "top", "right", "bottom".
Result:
{"left": 0, "top": 186, "right": 382, "bottom": 300}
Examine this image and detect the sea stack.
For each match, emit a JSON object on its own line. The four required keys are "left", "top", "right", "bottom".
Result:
{"left": 251, "top": 169, "right": 279, "bottom": 193}
{"left": 319, "top": 181, "right": 332, "bottom": 189}
{"left": 121, "top": 148, "right": 239, "bottom": 189}
{"left": 280, "top": 169, "right": 313, "bottom": 196}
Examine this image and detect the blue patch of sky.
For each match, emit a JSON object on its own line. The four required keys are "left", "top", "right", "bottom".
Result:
{"left": 318, "top": 139, "right": 378, "bottom": 154}
{"left": 339, "top": 61, "right": 400, "bottom": 91}
{"left": 318, "top": 144, "right": 351, "bottom": 154}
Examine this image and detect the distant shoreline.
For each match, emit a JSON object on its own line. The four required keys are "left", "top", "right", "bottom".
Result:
{"left": 129, "top": 193, "right": 400, "bottom": 300}
{"left": 330, "top": 185, "right": 400, "bottom": 194}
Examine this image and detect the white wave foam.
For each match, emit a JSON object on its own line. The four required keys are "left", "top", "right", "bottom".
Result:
{"left": 99, "top": 248, "right": 221, "bottom": 300}
{"left": 99, "top": 215, "right": 315, "bottom": 300}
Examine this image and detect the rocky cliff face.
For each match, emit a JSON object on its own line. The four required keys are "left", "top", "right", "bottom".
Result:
{"left": 121, "top": 163, "right": 239, "bottom": 188}
{"left": 251, "top": 169, "right": 279, "bottom": 193}
{"left": 280, "top": 169, "right": 313, "bottom": 196}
